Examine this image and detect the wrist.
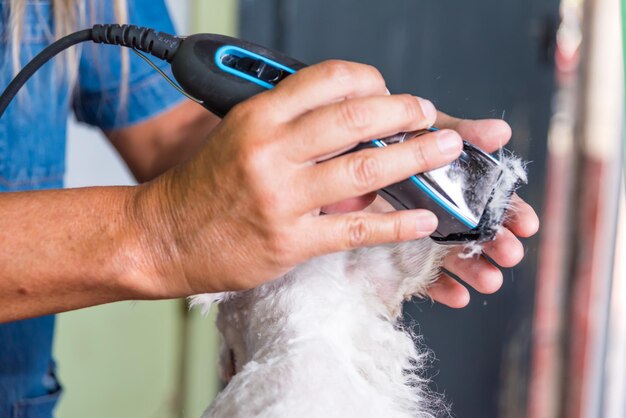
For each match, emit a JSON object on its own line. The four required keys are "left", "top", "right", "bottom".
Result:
{"left": 119, "top": 176, "right": 190, "bottom": 299}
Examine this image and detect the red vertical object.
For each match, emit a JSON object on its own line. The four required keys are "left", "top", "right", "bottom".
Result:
{"left": 528, "top": 0, "right": 623, "bottom": 416}
{"left": 528, "top": 145, "right": 573, "bottom": 418}
{"left": 565, "top": 159, "right": 607, "bottom": 418}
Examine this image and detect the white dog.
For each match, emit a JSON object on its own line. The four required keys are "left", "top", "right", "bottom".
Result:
{"left": 191, "top": 154, "right": 526, "bottom": 418}
{"left": 192, "top": 239, "right": 448, "bottom": 418}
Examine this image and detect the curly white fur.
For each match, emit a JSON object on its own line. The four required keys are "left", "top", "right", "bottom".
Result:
{"left": 190, "top": 152, "right": 527, "bottom": 418}
{"left": 191, "top": 240, "right": 449, "bottom": 418}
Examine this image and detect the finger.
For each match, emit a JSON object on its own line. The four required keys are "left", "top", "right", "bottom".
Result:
{"left": 286, "top": 94, "right": 437, "bottom": 162}
{"left": 362, "top": 195, "right": 395, "bottom": 213}
{"left": 436, "top": 111, "right": 512, "bottom": 153}
{"left": 482, "top": 228, "right": 525, "bottom": 268}
{"left": 442, "top": 250, "right": 503, "bottom": 294}
{"left": 298, "top": 129, "right": 462, "bottom": 211}
{"left": 266, "top": 60, "right": 389, "bottom": 119}
{"left": 503, "top": 194, "right": 540, "bottom": 238}
{"left": 321, "top": 193, "right": 377, "bottom": 214}
{"left": 427, "top": 274, "right": 470, "bottom": 308}
{"left": 305, "top": 209, "right": 439, "bottom": 255}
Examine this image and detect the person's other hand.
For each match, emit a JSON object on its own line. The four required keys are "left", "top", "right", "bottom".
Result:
{"left": 363, "top": 113, "right": 539, "bottom": 307}
{"left": 131, "top": 61, "right": 465, "bottom": 296}
{"left": 425, "top": 113, "right": 539, "bottom": 307}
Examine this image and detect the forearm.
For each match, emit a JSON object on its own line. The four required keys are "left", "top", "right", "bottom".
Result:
{"left": 0, "top": 186, "right": 165, "bottom": 322}
{"left": 0, "top": 104, "right": 219, "bottom": 323}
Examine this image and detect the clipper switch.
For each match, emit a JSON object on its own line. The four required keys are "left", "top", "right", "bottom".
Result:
{"left": 221, "top": 54, "right": 286, "bottom": 85}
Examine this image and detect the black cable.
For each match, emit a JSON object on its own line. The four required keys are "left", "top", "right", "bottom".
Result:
{"left": 0, "top": 29, "right": 92, "bottom": 118}
{"left": 0, "top": 24, "right": 181, "bottom": 119}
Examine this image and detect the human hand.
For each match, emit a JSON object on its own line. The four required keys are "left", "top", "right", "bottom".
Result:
{"left": 363, "top": 113, "right": 539, "bottom": 307}
{"left": 426, "top": 113, "right": 539, "bottom": 307}
{"left": 131, "top": 61, "right": 465, "bottom": 296}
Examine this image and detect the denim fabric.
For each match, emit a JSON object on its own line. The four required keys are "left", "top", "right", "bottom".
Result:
{"left": 0, "top": 1, "right": 183, "bottom": 417}
{"left": 73, "top": 0, "right": 183, "bottom": 130}
{"left": 0, "top": 1, "right": 68, "bottom": 192}
{"left": 0, "top": 317, "right": 61, "bottom": 418}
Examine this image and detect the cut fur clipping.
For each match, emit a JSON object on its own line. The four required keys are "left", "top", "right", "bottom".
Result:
{"left": 459, "top": 152, "right": 528, "bottom": 259}
{"left": 190, "top": 150, "right": 527, "bottom": 418}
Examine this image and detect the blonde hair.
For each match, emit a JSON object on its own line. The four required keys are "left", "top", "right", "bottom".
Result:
{"left": 9, "top": 0, "right": 129, "bottom": 105}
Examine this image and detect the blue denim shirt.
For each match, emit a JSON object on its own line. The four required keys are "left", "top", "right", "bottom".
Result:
{"left": 0, "top": 1, "right": 183, "bottom": 417}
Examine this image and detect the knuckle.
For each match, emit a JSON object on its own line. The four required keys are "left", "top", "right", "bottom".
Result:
{"left": 238, "top": 147, "right": 282, "bottom": 210}
{"left": 398, "top": 94, "right": 419, "bottom": 121}
{"left": 257, "top": 187, "right": 282, "bottom": 218}
{"left": 319, "top": 61, "right": 386, "bottom": 93}
{"left": 266, "top": 229, "right": 298, "bottom": 267}
{"left": 239, "top": 142, "right": 270, "bottom": 175}
{"left": 339, "top": 100, "right": 371, "bottom": 131}
{"left": 391, "top": 216, "right": 404, "bottom": 242}
{"left": 411, "top": 137, "right": 429, "bottom": 170}
{"left": 351, "top": 154, "right": 381, "bottom": 192}
{"left": 231, "top": 93, "right": 278, "bottom": 125}
{"left": 346, "top": 215, "right": 371, "bottom": 248}
{"left": 321, "top": 60, "right": 354, "bottom": 84}
{"left": 361, "top": 64, "right": 385, "bottom": 90}
{"left": 229, "top": 99, "right": 255, "bottom": 121}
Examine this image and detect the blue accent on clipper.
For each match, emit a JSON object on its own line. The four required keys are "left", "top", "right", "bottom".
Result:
{"left": 215, "top": 45, "right": 296, "bottom": 89}
{"left": 214, "top": 50, "right": 478, "bottom": 231}
{"left": 371, "top": 139, "right": 478, "bottom": 229}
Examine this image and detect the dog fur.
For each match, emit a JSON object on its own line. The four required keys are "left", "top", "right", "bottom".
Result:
{"left": 191, "top": 240, "right": 449, "bottom": 418}
{"left": 190, "top": 153, "right": 526, "bottom": 418}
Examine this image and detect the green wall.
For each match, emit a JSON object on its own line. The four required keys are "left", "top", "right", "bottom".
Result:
{"left": 54, "top": 301, "right": 219, "bottom": 418}
{"left": 53, "top": 1, "right": 238, "bottom": 417}
{"left": 192, "top": 0, "right": 239, "bottom": 35}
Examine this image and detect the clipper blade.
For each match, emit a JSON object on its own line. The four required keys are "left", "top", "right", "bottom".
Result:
{"left": 442, "top": 144, "right": 526, "bottom": 243}
{"left": 426, "top": 144, "right": 527, "bottom": 244}
{"left": 370, "top": 131, "right": 527, "bottom": 245}
{"left": 456, "top": 153, "right": 527, "bottom": 257}
{"left": 474, "top": 153, "right": 527, "bottom": 241}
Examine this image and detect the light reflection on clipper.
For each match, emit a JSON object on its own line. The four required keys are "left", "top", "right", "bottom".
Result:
{"left": 370, "top": 128, "right": 516, "bottom": 244}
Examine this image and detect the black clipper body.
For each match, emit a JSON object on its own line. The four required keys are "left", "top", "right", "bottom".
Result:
{"left": 0, "top": 25, "right": 524, "bottom": 245}
{"left": 170, "top": 34, "right": 306, "bottom": 117}
{"left": 170, "top": 34, "right": 520, "bottom": 245}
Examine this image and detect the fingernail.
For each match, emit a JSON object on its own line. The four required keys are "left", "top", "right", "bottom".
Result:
{"left": 417, "top": 98, "right": 437, "bottom": 126}
{"left": 437, "top": 130, "right": 462, "bottom": 154}
{"left": 416, "top": 211, "right": 438, "bottom": 234}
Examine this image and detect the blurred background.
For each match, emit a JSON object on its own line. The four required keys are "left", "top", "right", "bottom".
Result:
{"left": 53, "top": 0, "right": 625, "bottom": 417}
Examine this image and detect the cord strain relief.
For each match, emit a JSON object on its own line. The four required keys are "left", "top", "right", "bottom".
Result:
{"left": 91, "top": 24, "right": 181, "bottom": 62}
